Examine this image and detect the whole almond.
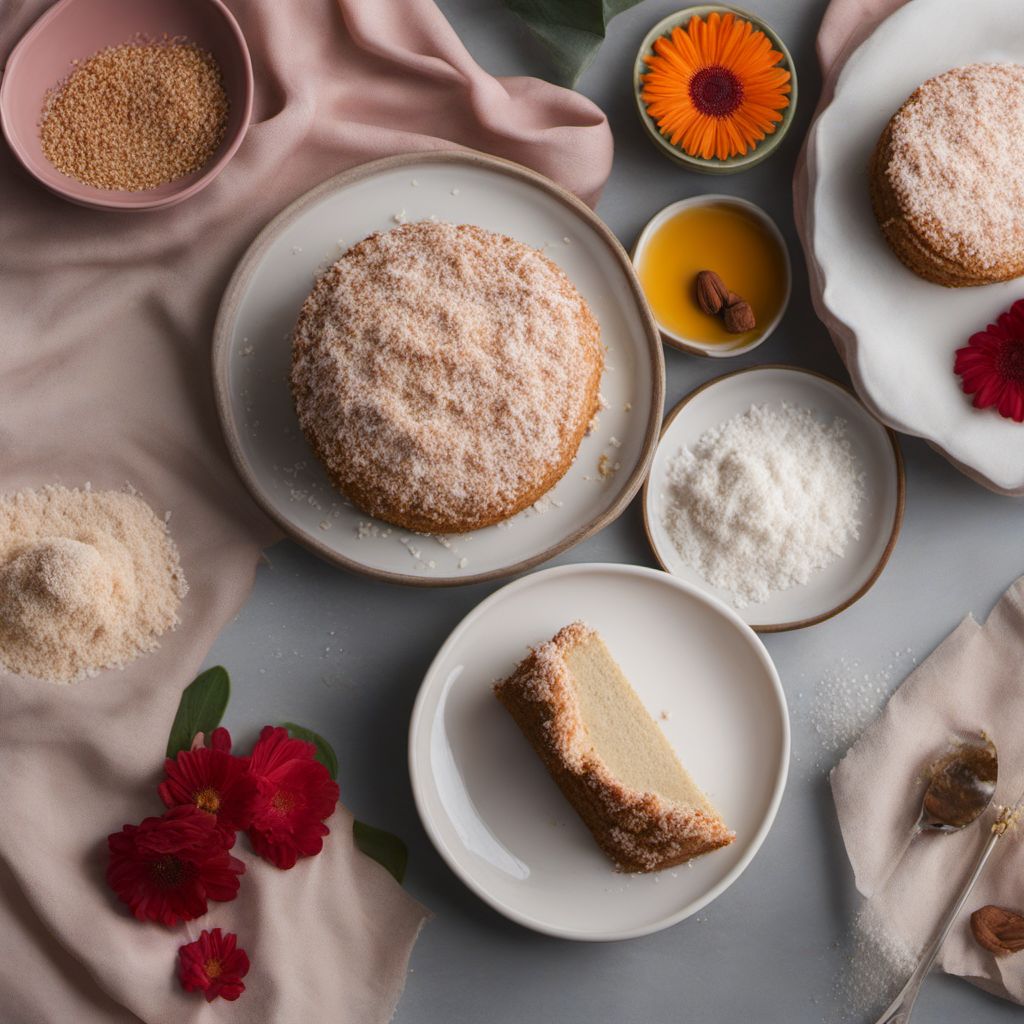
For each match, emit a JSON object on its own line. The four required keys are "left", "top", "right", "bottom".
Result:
{"left": 971, "top": 905, "right": 1024, "bottom": 956}
{"left": 695, "top": 270, "right": 730, "bottom": 316}
{"left": 723, "top": 299, "right": 756, "bottom": 334}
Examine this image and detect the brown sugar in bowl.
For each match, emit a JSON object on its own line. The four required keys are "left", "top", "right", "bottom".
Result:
{"left": 0, "top": 0, "right": 253, "bottom": 212}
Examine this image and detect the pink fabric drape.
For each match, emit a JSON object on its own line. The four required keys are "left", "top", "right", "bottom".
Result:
{"left": 0, "top": 1, "right": 614, "bottom": 1019}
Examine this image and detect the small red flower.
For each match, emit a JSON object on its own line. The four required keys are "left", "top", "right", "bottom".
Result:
{"left": 178, "top": 928, "right": 250, "bottom": 1002}
{"left": 245, "top": 726, "right": 340, "bottom": 869}
{"left": 954, "top": 300, "right": 1024, "bottom": 422}
{"left": 106, "top": 806, "right": 245, "bottom": 927}
{"left": 159, "top": 728, "right": 259, "bottom": 848}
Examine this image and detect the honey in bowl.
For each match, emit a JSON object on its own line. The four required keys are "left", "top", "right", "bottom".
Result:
{"left": 636, "top": 201, "right": 788, "bottom": 351}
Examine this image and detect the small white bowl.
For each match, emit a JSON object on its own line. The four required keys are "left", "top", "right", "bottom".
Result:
{"left": 642, "top": 365, "right": 905, "bottom": 631}
{"left": 632, "top": 194, "right": 791, "bottom": 357}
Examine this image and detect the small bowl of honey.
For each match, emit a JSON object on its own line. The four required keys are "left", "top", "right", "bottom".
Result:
{"left": 632, "top": 194, "right": 790, "bottom": 357}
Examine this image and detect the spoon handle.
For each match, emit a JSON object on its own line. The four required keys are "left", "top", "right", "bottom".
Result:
{"left": 871, "top": 828, "right": 1001, "bottom": 1024}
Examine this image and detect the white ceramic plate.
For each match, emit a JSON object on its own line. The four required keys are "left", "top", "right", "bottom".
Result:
{"left": 643, "top": 367, "right": 904, "bottom": 632}
{"left": 807, "top": 0, "right": 1024, "bottom": 494}
{"left": 408, "top": 562, "right": 789, "bottom": 941}
{"left": 213, "top": 152, "right": 663, "bottom": 585}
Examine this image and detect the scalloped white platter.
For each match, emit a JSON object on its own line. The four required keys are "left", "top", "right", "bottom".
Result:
{"left": 408, "top": 562, "right": 789, "bottom": 941}
{"left": 213, "top": 152, "right": 663, "bottom": 585}
{"left": 806, "top": 0, "right": 1024, "bottom": 494}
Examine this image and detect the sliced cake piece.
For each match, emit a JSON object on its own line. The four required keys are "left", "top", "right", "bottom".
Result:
{"left": 494, "top": 621, "right": 734, "bottom": 873}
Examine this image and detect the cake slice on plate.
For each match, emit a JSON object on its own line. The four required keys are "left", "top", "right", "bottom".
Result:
{"left": 494, "top": 621, "right": 734, "bottom": 873}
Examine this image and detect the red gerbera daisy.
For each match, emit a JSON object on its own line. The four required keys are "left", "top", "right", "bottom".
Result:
{"left": 178, "top": 928, "right": 250, "bottom": 1002}
{"left": 106, "top": 806, "right": 245, "bottom": 927}
{"left": 245, "top": 726, "right": 339, "bottom": 870}
{"left": 954, "top": 299, "right": 1024, "bottom": 422}
{"left": 159, "top": 727, "right": 258, "bottom": 848}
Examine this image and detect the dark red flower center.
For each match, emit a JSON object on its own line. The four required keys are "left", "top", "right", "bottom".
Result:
{"left": 194, "top": 787, "right": 222, "bottom": 813}
{"left": 689, "top": 65, "right": 744, "bottom": 118}
{"left": 205, "top": 957, "right": 224, "bottom": 979}
{"left": 149, "top": 854, "right": 196, "bottom": 888}
{"left": 270, "top": 789, "right": 296, "bottom": 814}
{"left": 996, "top": 338, "right": 1024, "bottom": 383}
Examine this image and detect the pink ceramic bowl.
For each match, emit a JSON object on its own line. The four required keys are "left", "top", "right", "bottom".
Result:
{"left": 0, "top": 0, "right": 253, "bottom": 212}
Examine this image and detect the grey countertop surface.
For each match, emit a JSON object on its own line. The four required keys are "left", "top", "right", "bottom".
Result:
{"left": 204, "top": 1, "right": 1024, "bottom": 1020}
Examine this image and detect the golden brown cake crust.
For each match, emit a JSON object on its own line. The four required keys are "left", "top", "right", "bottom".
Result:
{"left": 290, "top": 222, "right": 603, "bottom": 534}
{"left": 494, "top": 622, "right": 735, "bottom": 873}
{"left": 870, "top": 64, "right": 1024, "bottom": 287}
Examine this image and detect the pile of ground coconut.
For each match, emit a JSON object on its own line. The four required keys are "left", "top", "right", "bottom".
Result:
{"left": 0, "top": 485, "right": 187, "bottom": 683}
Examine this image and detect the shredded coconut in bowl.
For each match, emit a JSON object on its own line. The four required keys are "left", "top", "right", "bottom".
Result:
{"left": 661, "top": 403, "right": 865, "bottom": 607}
{"left": 0, "top": 485, "right": 187, "bottom": 684}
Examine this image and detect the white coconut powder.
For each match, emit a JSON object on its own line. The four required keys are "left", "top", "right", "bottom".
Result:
{"left": 0, "top": 485, "right": 187, "bottom": 684}
{"left": 662, "top": 403, "right": 865, "bottom": 607}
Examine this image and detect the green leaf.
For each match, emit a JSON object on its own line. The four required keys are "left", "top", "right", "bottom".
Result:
{"left": 165, "top": 666, "right": 231, "bottom": 758}
{"left": 353, "top": 820, "right": 408, "bottom": 885}
{"left": 281, "top": 722, "right": 338, "bottom": 781}
{"left": 504, "top": 0, "right": 644, "bottom": 86}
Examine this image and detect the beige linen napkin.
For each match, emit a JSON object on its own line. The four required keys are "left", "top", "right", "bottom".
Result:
{"left": 0, "top": 1, "right": 614, "bottom": 1020}
{"left": 832, "top": 576, "right": 1024, "bottom": 1003}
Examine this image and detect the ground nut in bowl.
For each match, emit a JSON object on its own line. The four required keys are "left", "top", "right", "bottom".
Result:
{"left": 0, "top": 0, "right": 252, "bottom": 211}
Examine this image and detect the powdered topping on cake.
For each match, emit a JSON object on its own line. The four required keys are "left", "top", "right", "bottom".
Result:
{"left": 290, "top": 221, "right": 603, "bottom": 533}
{"left": 495, "top": 621, "right": 734, "bottom": 873}
{"left": 882, "top": 63, "right": 1024, "bottom": 271}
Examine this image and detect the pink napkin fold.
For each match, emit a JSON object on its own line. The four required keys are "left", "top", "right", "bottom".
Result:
{"left": 0, "top": 1, "right": 614, "bottom": 1020}
{"left": 832, "top": 575, "right": 1024, "bottom": 1005}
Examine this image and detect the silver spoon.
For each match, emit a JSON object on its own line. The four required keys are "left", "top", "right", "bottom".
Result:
{"left": 873, "top": 738, "right": 1001, "bottom": 1024}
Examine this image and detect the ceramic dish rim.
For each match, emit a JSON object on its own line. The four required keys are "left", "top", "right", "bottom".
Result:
{"left": 0, "top": 0, "right": 254, "bottom": 212}
{"left": 211, "top": 149, "right": 666, "bottom": 587}
{"left": 407, "top": 560, "right": 791, "bottom": 941}
{"left": 801, "top": 0, "right": 1024, "bottom": 496}
{"left": 641, "top": 364, "right": 906, "bottom": 632}
{"left": 632, "top": 3, "right": 799, "bottom": 174}
{"left": 631, "top": 193, "right": 792, "bottom": 357}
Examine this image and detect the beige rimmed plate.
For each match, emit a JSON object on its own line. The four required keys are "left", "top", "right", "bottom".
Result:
{"left": 408, "top": 562, "right": 789, "bottom": 940}
{"left": 643, "top": 366, "right": 905, "bottom": 632}
{"left": 212, "top": 151, "right": 664, "bottom": 586}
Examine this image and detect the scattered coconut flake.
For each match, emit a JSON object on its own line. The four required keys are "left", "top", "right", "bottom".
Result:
{"left": 832, "top": 903, "right": 917, "bottom": 1023}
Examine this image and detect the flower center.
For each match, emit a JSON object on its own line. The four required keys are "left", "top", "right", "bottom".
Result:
{"left": 149, "top": 854, "right": 194, "bottom": 888}
{"left": 689, "top": 64, "right": 744, "bottom": 118}
{"left": 271, "top": 789, "right": 296, "bottom": 814}
{"left": 996, "top": 338, "right": 1024, "bottom": 384}
{"left": 204, "top": 957, "right": 223, "bottom": 979}
{"left": 194, "top": 787, "right": 221, "bottom": 813}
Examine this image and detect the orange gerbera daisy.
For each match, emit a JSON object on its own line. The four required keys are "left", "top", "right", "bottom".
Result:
{"left": 641, "top": 12, "right": 792, "bottom": 161}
